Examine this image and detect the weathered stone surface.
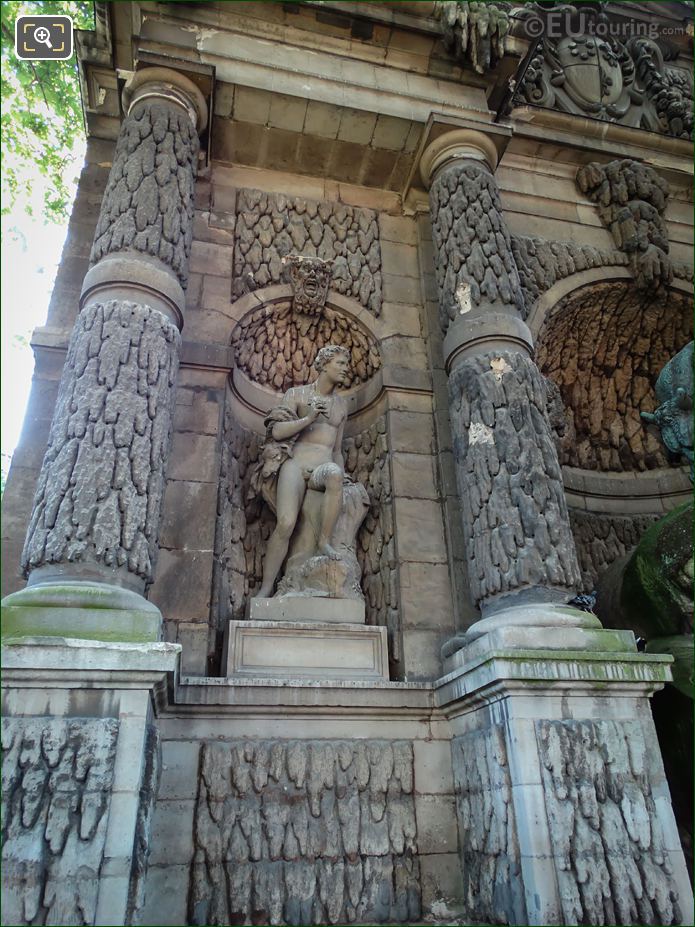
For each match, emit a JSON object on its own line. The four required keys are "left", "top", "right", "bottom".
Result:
{"left": 452, "top": 725, "right": 525, "bottom": 926}
{"left": 213, "top": 413, "right": 402, "bottom": 674}
{"left": 90, "top": 101, "right": 199, "bottom": 286}
{"left": 189, "top": 739, "right": 420, "bottom": 926}
{"left": 1, "top": 717, "right": 119, "bottom": 926}
{"left": 231, "top": 298, "right": 381, "bottom": 392}
{"left": 21, "top": 300, "right": 180, "bottom": 584}
{"left": 515, "top": 25, "right": 693, "bottom": 140}
{"left": 127, "top": 725, "right": 160, "bottom": 925}
{"left": 225, "top": 620, "right": 388, "bottom": 680}
{"left": 536, "top": 281, "right": 693, "bottom": 472}
{"left": 435, "top": 0, "right": 510, "bottom": 75}
{"left": 628, "top": 37, "right": 693, "bottom": 139}
{"left": 576, "top": 160, "right": 672, "bottom": 290}
{"left": 430, "top": 161, "right": 526, "bottom": 332}
{"left": 570, "top": 509, "right": 659, "bottom": 593}
{"left": 448, "top": 350, "right": 581, "bottom": 606}
{"left": 232, "top": 187, "right": 383, "bottom": 315}
{"left": 537, "top": 719, "right": 683, "bottom": 926}
{"left": 511, "top": 235, "right": 629, "bottom": 306}
{"left": 276, "top": 482, "right": 369, "bottom": 601}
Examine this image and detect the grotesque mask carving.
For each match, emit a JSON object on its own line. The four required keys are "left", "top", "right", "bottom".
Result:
{"left": 285, "top": 255, "right": 333, "bottom": 315}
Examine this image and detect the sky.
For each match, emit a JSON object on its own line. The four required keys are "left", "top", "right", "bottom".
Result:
{"left": 1, "top": 140, "right": 86, "bottom": 484}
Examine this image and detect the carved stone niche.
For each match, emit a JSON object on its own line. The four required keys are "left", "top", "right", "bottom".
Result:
{"left": 213, "top": 283, "right": 400, "bottom": 678}
{"left": 231, "top": 283, "right": 382, "bottom": 394}
{"left": 536, "top": 278, "right": 693, "bottom": 473}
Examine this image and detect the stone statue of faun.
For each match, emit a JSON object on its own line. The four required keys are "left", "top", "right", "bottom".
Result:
{"left": 251, "top": 345, "right": 369, "bottom": 601}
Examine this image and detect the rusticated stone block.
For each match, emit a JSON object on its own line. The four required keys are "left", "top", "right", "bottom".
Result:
{"left": 189, "top": 739, "right": 421, "bottom": 926}
{"left": 537, "top": 719, "right": 683, "bottom": 925}
{"left": 536, "top": 281, "right": 692, "bottom": 473}
{"left": 21, "top": 300, "right": 180, "bottom": 585}
{"left": 89, "top": 100, "right": 199, "bottom": 287}
{"left": 448, "top": 350, "right": 581, "bottom": 606}
{"left": 430, "top": 161, "right": 525, "bottom": 332}
{"left": 232, "top": 187, "right": 383, "bottom": 315}
{"left": 1, "top": 717, "right": 119, "bottom": 926}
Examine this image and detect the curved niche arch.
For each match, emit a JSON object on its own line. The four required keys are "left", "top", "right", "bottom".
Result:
{"left": 535, "top": 277, "right": 693, "bottom": 474}
{"left": 228, "top": 284, "right": 384, "bottom": 420}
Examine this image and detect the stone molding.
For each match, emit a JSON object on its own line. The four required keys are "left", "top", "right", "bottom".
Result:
{"left": 81, "top": 252, "right": 186, "bottom": 330}
{"left": 443, "top": 310, "right": 533, "bottom": 373}
{"left": 419, "top": 127, "right": 500, "bottom": 186}
{"left": 122, "top": 66, "right": 208, "bottom": 132}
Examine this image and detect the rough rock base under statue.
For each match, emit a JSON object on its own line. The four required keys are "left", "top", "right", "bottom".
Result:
{"left": 224, "top": 619, "right": 389, "bottom": 680}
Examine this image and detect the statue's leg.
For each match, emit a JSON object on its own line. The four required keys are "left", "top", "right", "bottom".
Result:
{"left": 313, "top": 465, "right": 343, "bottom": 560}
{"left": 256, "top": 462, "right": 305, "bottom": 597}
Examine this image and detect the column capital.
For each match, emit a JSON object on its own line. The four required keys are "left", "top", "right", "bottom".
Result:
{"left": 420, "top": 128, "right": 499, "bottom": 189}
{"left": 122, "top": 66, "right": 208, "bottom": 133}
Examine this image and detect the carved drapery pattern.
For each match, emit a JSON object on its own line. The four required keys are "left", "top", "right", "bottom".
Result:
{"left": 576, "top": 160, "right": 672, "bottom": 290}
{"left": 190, "top": 739, "right": 420, "bottom": 926}
{"left": 22, "top": 300, "right": 180, "bottom": 583}
{"left": 212, "top": 409, "right": 401, "bottom": 674}
{"left": 232, "top": 188, "right": 383, "bottom": 315}
{"left": 1, "top": 717, "right": 119, "bottom": 926}
{"left": 448, "top": 351, "right": 581, "bottom": 606}
{"left": 231, "top": 301, "right": 381, "bottom": 392}
{"left": 430, "top": 162, "right": 526, "bottom": 331}
{"left": 452, "top": 726, "right": 525, "bottom": 926}
{"left": 537, "top": 719, "right": 682, "bottom": 925}
{"left": 570, "top": 510, "right": 660, "bottom": 593}
{"left": 536, "top": 282, "right": 693, "bottom": 472}
{"left": 90, "top": 100, "right": 199, "bottom": 286}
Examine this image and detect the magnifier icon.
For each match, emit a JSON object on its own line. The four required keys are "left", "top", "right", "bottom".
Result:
{"left": 34, "top": 25, "right": 53, "bottom": 48}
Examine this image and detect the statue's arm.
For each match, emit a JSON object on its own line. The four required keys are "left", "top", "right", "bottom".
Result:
{"left": 271, "top": 391, "right": 319, "bottom": 440}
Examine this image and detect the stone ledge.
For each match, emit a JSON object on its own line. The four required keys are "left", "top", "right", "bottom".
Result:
{"left": 1, "top": 637, "right": 181, "bottom": 681}
{"left": 435, "top": 648, "right": 673, "bottom": 712}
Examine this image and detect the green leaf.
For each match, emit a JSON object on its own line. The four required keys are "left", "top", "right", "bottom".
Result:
{"left": 1, "top": 0, "right": 93, "bottom": 222}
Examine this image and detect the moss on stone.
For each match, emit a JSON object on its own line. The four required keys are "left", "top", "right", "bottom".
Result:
{"left": 621, "top": 501, "right": 693, "bottom": 638}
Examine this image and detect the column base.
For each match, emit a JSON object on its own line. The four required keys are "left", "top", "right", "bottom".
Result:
{"left": 1, "top": 580, "right": 163, "bottom": 643}
{"left": 442, "top": 602, "right": 608, "bottom": 662}
{"left": 436, "top": 630, "right": 693, "bottom": 926}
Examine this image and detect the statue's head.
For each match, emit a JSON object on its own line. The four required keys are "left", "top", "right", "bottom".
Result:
{"left": 314, "top": 345, "right": 351, "bottom": 385}
{"left": 286, "top": 254, "right": 333, "bottom": 315}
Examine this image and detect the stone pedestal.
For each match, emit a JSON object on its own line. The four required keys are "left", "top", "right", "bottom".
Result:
{"left": 247, "top": 595, "right": 365, "bottom": 624}
{"left": 224, "top": 619, "right": 389, "bottom": 680}
{"left": 1, "top": 637, "right": 180, "bottom": 927}
{"left": 436, "top": 622, "right": 694, "bottom": 927}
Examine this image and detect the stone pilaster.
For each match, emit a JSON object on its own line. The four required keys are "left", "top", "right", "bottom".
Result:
{"left": 420, "top": 129, "right": 586, "bottom": 638}
{"left": 2, "top": 68, "right": 207, "bottom": 643}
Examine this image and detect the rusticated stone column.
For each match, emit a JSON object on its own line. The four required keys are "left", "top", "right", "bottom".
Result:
{"left": 423, "top": 131, "right": 693, "bottom": 927}
{"left": 420, "top": 130, "right": 584, "bottom": 637}
{"left": 2, "top": 68, "right": 207, "bottom": 643}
